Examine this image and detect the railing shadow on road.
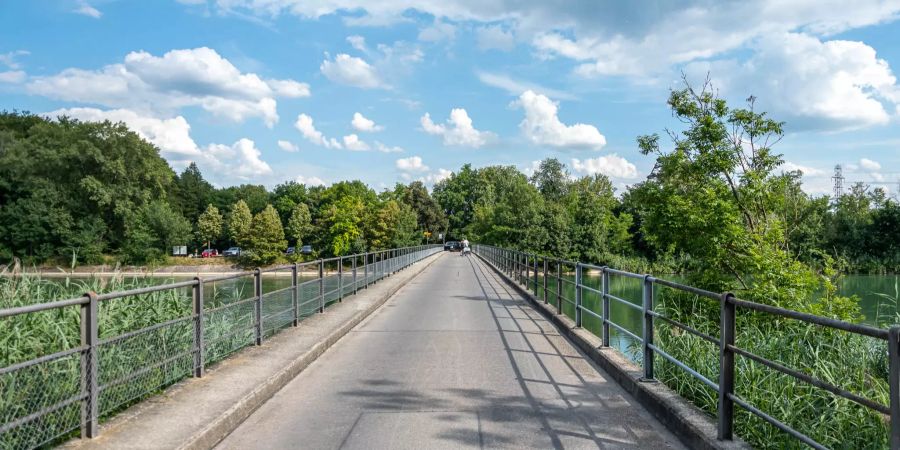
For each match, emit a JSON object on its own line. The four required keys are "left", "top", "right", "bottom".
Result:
{"left": 334, "top": 257, "right": 659, "bottom": 449}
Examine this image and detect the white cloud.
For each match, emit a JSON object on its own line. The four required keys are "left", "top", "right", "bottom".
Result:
{"left": 420, "top": 108, "right": 493, "bottom": 148}
{"left": 0, "top": 71, "right": 26, "bottom": 84}
{"left": 320, "top": 53, "right": 384, "bottom": 89}
{"left": 74, "top": 1, "right": 102, "bottom": 18}
{"left": 691, "top": 32, "right": 900, "bottom": 130}
{"left": 277, "top": 140, "right": 300, "bottom": 152}
{"left": 342, "top": 133, "right": 370, "bottom": 151}
{"left": 294, "top": 113, "right": 342, "bottom": 149}
{"left": 347, "top": 35, "right": 367, "bottom": 52}
{"left": 27, "top": 47, "right": 307, "bottom": 127}
{"left": 44, "top": 107, "right": 272, "bottom": 181}
{"left": 424, "top": 168, "right": 452, "bottom": 184}
{"left": 860, "top": 158, "right": 882, "bottom": 171}
{"left": 476, "top": 25, "right": 515, "bottom": 51}
{"left": 782, "top": 162, "right": 828, "bottom": 176}
{"left": 351, "top": 112, "right": 383, "bottom": 132}
{"left": 375, "top": 141, "right": 404, "bottom": 153}
{"left": 418, "top": 20, "right": 456, "bottom": 42}
{"left": 571, "top": 155, "right": 638, "bottom": 179}
{"left": 513, "top": 90, "right": 606, "bottom": 151}
{"left": 477, "top": 71, "right": 576, "bottom": 100}
{"left": 0, "top": 50, "right": 29, "bottom": 70}
{"left": 296, "top": 175, "right": 327, "bottom": 186}
{"left": 396, "top": 156, "right": 429, "bottom": 172}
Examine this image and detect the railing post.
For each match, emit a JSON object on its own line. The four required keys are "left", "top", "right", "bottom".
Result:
{"left": 575, "top": 263, "right": 583, "bottom": 327}
{"left": 192, "top": 278, "right": 205, "bottom": 377}
{"left": 318, "top": 260, "right": 325, "bottom": 313}
{"left": 364, "top": 252, "right": 369, "bottom": 288}
{"left": 542, "top": 258, "right": 548, "bottom": 304}
{"left": 890, "top": 326, "right": 900, "bottom": 449}
{"left": 352, "top": 255, "right": 358, "bottom": 294}
{"left": 602, "top": 267, "right": 610, "bottom": 347}
{"left": 718, "top": 292, "right": 736, "bottom": 440}
{"left": 254, "top": 268, "right": 263, "bottom": 345}
{"left": 291, "top": 264, "right": 299, "bottom": 326}
{"left": 523, "top": 253, "right": 528, "bottom": 285}
{"left": 338, "top": 257, "right": 344, "bottom": 302}
{"left": 642, "top": 275, "right": 655, "bottom": 381}
{"left": 80, "top": 291, "right": 99, "bottom": 438}
{"left": 556, "top": 260, "right": 562, "bottom": 315}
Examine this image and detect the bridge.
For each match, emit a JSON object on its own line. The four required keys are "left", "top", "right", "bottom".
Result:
{"left": 1, "top": 245, "right": 897, "bottom": 449}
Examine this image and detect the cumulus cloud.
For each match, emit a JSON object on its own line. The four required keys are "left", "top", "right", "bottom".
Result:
{"left": 277, "top": 140, "right": 300, "bottom": 152}
{"left": 347, "top": 35, "right": 368, "bottom": 52}
{"left": 0, "top": 71, "right": 26, "bottom": 84}
{"left": 513, "top": 90, "right": 606, "bottom": 150}
{"left": 294, "top": 114, "right": 342, "bottom": 148}
{"left": 396, "top": 156, "right": 429, "bottom": 172}
{"left": 860, "top": 158, "right": 882, "bottom": 171}
{"left": 418, "top": 20, "right": 456, "bottom": 42}
{"left": 571, "top": 155, "right": 638, "bottom": 179}
{"left": 0, "top": 50, "right": 29, "bottom": 70}
{"left": 320, "top": 53, "right": 384, "bottom": 89}
{"left": 476, "top": 25, "right": 515, "bottom": 51}
{"left": 45, "top": 107, "right": 272, "bottom": 181}
{"left": 74, "top": 1, "right": 102, "bottom": 18}
{"left": 424, "top": 168, "right": 453, "bottom": 184}
{"left": 27, "top": 47, "right": 308, "bottom": 127}
{"left": 351, "top": 112, "right": 383, "bottom": 132}
{"left": 420, "top": 108, "right": 493, "bottom": 148}
{"left": 782, "top": 162, "right": 828, "bottom": 176}
{"left": 342, "top": 133, "right": 370, "bottom": 151}
{"left": 690, "top": 32, "right": 900, "bottom": 130}
{"left": 375, "top": 141, "right": 404, "bottom": 153}
{"left": 296, "top": 175, "right": 327, "bottom": 186}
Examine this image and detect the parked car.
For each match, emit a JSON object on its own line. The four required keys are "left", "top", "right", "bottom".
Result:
{"left": 285, "top": 246, "right": 295, "bottom": 255}
{"left": 444, "top": 241, "right": 460, "bottom": 251}
{"left": 223, "top": 247, "right": 241, "bottom": 257}
{"left": 300, "top": 245, "right": 313, "bottom": 255}
{"left": 201, "top": 248, "right": 219, "bottom": 258}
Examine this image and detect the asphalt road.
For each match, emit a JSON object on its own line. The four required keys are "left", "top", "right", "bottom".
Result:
{"left": 216, "top": 253, "right": 685, "bottom": 449}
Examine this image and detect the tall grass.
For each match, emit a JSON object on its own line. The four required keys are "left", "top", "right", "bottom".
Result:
{"left": 0, "top": 263, "right": 251, "bottom": 449}
{"left": 653, "top": 290, "right": 890, "bottom": 449}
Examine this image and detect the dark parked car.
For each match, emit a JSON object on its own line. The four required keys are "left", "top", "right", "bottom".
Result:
{"left": 444, "top": 241, "right": 460, "bottom": 251}
{"left": 223, "top": 247, "right": 241, "bottom": 257}
{"left": 285, "top": 246, "right": 295, "bottom": 255}
{"left": 300, "top": 245, "right": 313, "bottom": 255}
{"left": 201, "top": 248, "right": 219, "bottom": 258}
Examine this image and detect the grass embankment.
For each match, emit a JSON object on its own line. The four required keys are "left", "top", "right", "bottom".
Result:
{"left": 0, "top": 268, "right": 253, "bottom": 449}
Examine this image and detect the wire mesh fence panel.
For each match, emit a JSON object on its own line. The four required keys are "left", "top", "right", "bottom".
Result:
{"left": 261, "top": 289, "right": 294, "bottom": 339}
{"left": 203, "top": 299, "right": 255, "bottom": 367}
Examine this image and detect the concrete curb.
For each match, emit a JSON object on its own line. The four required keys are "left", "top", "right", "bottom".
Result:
{"left": 178, "top": 252, "right": 444, "bottom": 450}
{"left": 475, "top": 253, "right": 750, "bottom": 450}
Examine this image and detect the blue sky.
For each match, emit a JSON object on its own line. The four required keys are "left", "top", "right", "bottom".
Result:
{"left": 1, "top": 1, "right": 899, "bottom": 195}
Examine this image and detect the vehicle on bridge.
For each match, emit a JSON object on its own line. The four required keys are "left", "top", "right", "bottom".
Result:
{"left": 444, "top": 241, "right": 461, "bottom": 251}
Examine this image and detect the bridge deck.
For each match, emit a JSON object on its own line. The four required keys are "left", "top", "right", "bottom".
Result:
{"left": 216, "top": 254, "right": 685, "bottom": 449}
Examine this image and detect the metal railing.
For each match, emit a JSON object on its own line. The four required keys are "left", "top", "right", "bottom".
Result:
{"left": 474, "top": 244, "right": 900, "bottom": 449}
{"left": 0, "top": 245, "right": 441, "bottom": 449}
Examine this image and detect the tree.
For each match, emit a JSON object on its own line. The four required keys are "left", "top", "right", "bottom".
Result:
{"left": 244, "top": 205, "right": 287, "bottom": 266}
{"left": 171, "top": 163, "right": 214, "bottom": 224}
{"left": 396, "top": 181, "right": 448, "bottom": 241}
{"left": 369, "top": 200, "right": 419, "bottom": 249}
{"left": 227, "top": 200, "right": 253, "bottom": 248}
{"left": 530, "top": 158, "right": 570, "bottom": 202}
{"left": 121, "top": 201, "right": 191, "bottom": 264}
{"left": 196, "top": 204, "right": 223, "bottom": 250}
{"left": 286, "top": 203, "right": 313, "bottom": 246}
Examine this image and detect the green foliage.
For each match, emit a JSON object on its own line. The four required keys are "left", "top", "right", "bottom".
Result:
{"left": 227, "top": 199, "right": 253, "bottom": 248}
{"left": 196, "top": 204, "right": 223, "bottom": 249}
{"left": 369, "top": 200, "right": 419, "bottom": 249}
{"left": 285, "top": 203, "right": 313, "bottom": 246}
{"left": 121, "top": 201, "right": 192, "bottom": 264}
{"left": 243, "top": 205, "right": 287, "bottom": 266}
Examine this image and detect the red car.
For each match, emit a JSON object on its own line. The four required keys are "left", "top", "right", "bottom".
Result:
{"left": 201, "top": 249, "right": 219, "bottom": 258}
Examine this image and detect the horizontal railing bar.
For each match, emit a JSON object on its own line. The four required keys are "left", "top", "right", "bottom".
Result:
{"left": 652, "top": 278, "right": 721, "bottom": 300}
{"left": 99, "top": 349, "right": 194, "bottom": 394}
{"left": 729, "top": 297, "right": 888, "bottom": 340}
{"left": 204, "top": 323, "right": 256, "bottom": 346}
{"left": 262, "top": 306, "right": 296, "bottom": 322}
{"left": 204, "top": 296, "right": 258, "bottom": 314}
{"left": 578, "top": 305, "right": 603, "bottom": 320}
{"left": 577, "top": 283, "right": 602, "bottom": 295}
{"left": 604, "top": 267, "right": 645, "bottom": 279}
{"left": 263, "top": 286, "right": 294, "bottom": 297}
{"left": 298, "top": 278, "right": 320, "bottom": 287}
{"left": 604, "top": 293, "right": 643, "bottom": 311}
{"left": 728, "top": 393, "right": 827, "bottom": 450}
{"left": 648, "top": 311, "right": 719, "bottom": 345}
{"left": 298, "top": 295, "right": 324, "bottom": 307}
{"left": 99, "top": 315, "right": 193, "bottom": 346}
{"left": 648, "top": 343, "right": 719, "bottom": 391}
{"left": 0, "top": 345, "right": 87, "bottom": 375}
{"left": 727, "top": 344, "right": 889, "bottom": 414}
{"left": 0, "top": 296, "right": 88, "bottom": 318}
{"left": 95, "top": 280, "right": 198, "bottom": 301}
{"left": 0, "top": 392, "right": 86, "bottom": 435}
{"left": 606, "top": 320, "right": 642, "bottom": 343}
{"left": 203, "top": 272, "right": 252, "bottom": 283}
